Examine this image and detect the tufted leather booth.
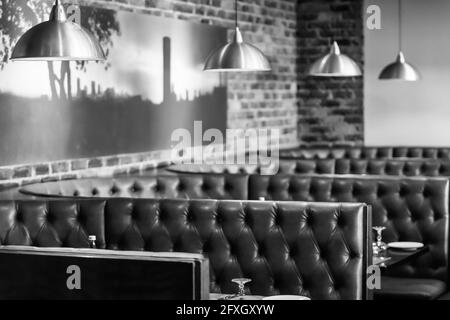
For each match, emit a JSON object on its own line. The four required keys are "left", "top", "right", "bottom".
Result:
{"left": 0, "top": 200, "right": 106, "bottom": 248}
{"left": 18, "top": 172, "right": 450, "bottom": 299}
{"left": 280, "top": 146, "right": 450, "bottom": 160}
{"left": 278, "top": 158, "right": 450, "bottom": 176}
{"left": 167, "top": 159, "right": 450, "bottom": 177}
{"left": 168, "top": 164, "right": 265, "bottom": 175}
{"left": 331, "top": 159, "right": 450, "bottom": 176}
{"left": 0, "top": 199, "right": 371, "bottom": 300}
{"left": 248, "top": 174, "right": 449, "bottom": 299}
{"left": 20, "top": 175, "right": 249, "bottom": 201}
{"left": 168, "top": 161, "right": 336, "bottom": 175}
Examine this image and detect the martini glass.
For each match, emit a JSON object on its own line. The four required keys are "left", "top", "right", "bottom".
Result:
{"left": 232, "top": 278, "right": 252, "bottom": 298}
{"left": 218, "top": 278, "right": 252, "bottom": 300}
{"left": 373, "top": 226, "right": 388, "bottom": 256}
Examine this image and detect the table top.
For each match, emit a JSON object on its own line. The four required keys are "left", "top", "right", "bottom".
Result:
{"left": 209, "top": 293, "right": 312, "bottom": 300}
{"left": 373, "top": 246, "right": 428, "bottom": 268}
{"left": 210, "top": 293, "right": 264, "bottom": 300}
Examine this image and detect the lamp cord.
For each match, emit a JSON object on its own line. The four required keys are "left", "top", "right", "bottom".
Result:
{"left": 399, "top": 0, "right": 402, "bottom": 52}
{"left": 235, "top": 0, "right": 238, "bottom": 28}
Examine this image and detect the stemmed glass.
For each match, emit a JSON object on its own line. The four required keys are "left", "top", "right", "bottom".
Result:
{"left": 220, "top": 278, "right": 252, "bottom": 300}
{"left": 232, "top": 278, "right": 252, "bottom": 298}
{"left": 372, "top": 226, "right": 387, "bottom": 257}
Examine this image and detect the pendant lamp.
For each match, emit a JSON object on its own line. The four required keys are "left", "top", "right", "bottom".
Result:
{"left": 308, "top": 41, "right": 362, "bottom": 77}
{"left": 203, "top": 0, "right": 271, "bottom": 72}
{"left": 11, "top": 0, "right": 105, "bottom": 61}
{"left": 378, "top": 0, "right": 420, "bottom": 81}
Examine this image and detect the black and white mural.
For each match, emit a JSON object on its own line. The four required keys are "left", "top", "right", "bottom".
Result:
{"left": 0, "top": 1, "right": 227, "bottom": 165}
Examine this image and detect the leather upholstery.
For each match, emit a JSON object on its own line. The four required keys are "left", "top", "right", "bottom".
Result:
{"left": 248, "top": 174, "right": 449, "bottom": 282}
{"left": 168, "top": 164, "right": 263, "bottom": 174}
{"left": 20, "top": 175, "right": 249, "bottom": 201}
{"left": 280, "top": 147, "right": 450, "bottom": 160}
{"left": 333, "top": 159, "right": 450, "bottom": 176}
{"left": 105, "top": 199, "right": 371, "bottom": 299}
{"left": 168, "top": 161, "right": 337, "bottom": 175}
{"left": 374, "top": 277, "right": 447, "bottom": 300}
{"left": 0, "top": 200, "right": 106, "bottom": 248}
{"left": 0, "top": 199, "right": 371, "bottom": 300}
{"left": 284, "top": 158, "right": 450, "bottom": 176}
{"left": 168, "top": 159, "right": 450, "bottom": 176}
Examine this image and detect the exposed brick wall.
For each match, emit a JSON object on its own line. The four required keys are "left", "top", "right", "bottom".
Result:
{"left": 297, "top": 0, "right": 364, "bottom": 144}
{"left": 0, "top": 0, "right": 299, "bottom": 191}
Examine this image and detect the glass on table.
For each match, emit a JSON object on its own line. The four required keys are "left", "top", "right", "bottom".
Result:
{"left": 219, "top": 278, "right": 253, "bottom": 300}
{"left": 372, "top": 226, "right": 388, "bottom": 257}
{"left": 232, "top": 278, "right": 252, "bottom": 297}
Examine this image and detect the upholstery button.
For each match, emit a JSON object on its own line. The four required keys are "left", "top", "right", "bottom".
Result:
{"left": 274, "top": 215, "right": 282, "bottom": 226}
{"left": 16, "top": 212, "right": 23, "bottom": 223}
{"left": 91, "top": 188, "right": 99, "bottom": 196}
{"left": 110, "top": 185, "right": 120, "bottom": 195}
{"left": 399, "top": 186, "right": 408, "bottom": 197}
{"left": 376, "top": 187, "right": 385, "bottom": 198}
{"left": 131, "top": 182, "right": 143, "bottom": 193}
{"left": 420, "top": 164, "right": 427, "bottom": 173}
{"left": 224, "top": 183, "right": 233, "bottom": 192}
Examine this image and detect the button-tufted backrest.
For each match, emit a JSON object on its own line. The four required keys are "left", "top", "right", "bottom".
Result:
{"left": 168, "top": 161, "right": 337, "bottom": 175}
{"left": 0, "top": 199, "right": 370, "bottom": 300}
{"left": 168, "top": 164, "right": 265, "bottom": 174}
{"left": 20, "top": 175, "right": 249, "bottom": 200}
{"left": 104, "top": 198, "right": 371, "bottom": 300}
{"left": 249, "top": 174, "right": 449, "bottom": 282}
{"left": 0, "top": 200, "right": 106, "bottom": 248}
{"left": 281, "top": 158, "right": 450, "bottom": 176}
{"left": 167, "top": 159, "right": 450, "bottom": 176}
{"left": 280, "top": 147, "right": 450, "bottom": 160}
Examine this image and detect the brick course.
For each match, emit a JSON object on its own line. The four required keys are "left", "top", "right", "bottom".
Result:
{"left": 0, "top": 0, "right": 365, "bottom": 190}
{"left": 297, "top": 0, "right": 364, "bottom": 144}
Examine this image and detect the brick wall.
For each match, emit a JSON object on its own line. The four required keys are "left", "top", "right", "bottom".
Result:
{"left": 297, "top": 0, "right": 364, "bottom": 144}
{"left": 0, "top": 0, "right": 299, "bottom": 190}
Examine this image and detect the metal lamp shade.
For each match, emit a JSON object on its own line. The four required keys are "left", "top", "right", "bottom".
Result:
{"left": 204, "top": 28, "right": 271, "bottom": 72}
{"left": 11, "top": 1, "right": 105, "bottom": 61}
{"left": 308, "top": 41, "right": 362, "bottom": 77}
{"left": 378, "top": 52, "right": 420, "bottom": 81}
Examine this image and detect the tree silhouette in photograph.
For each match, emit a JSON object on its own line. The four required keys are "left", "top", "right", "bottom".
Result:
{"left": 0, "top": 1, "right": 120, "bottom": 100}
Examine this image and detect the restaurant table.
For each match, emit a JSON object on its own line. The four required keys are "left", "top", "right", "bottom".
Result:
{"left": 373, "top": 246, "right": 429, "bottom": 268}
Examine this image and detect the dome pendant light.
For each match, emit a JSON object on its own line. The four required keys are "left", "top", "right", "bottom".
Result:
{"left": 203, "top": 0, "right": 271, "bottom": 72}
{"left": 11, "top": 0, "right": 105, "bottom": 61}
{"left": 378, "top": 0, "right": 420, "bottom": 81}
{"left": 308, "top": 41, "right": 362, "bottom": 77}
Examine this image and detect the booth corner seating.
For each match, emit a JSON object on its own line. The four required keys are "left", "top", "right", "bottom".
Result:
{"left": 0, "top": 198, "right": 371, "bottom": 300}
{"left": 19, "top": 172, "right": 450, "bottom": 299}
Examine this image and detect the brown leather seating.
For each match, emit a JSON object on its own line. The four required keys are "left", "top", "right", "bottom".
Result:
{"left": 0, "top": 199, "right": 371, "bottom": 300}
